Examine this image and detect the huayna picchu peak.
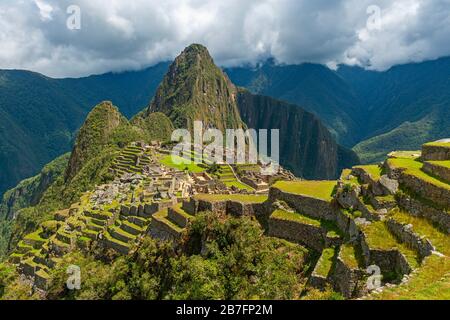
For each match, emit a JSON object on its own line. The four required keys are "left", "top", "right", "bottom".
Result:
{"left": 146, "top": 44, "right": 244, "bottom": 131}
{"left": 0, "top": 40, "right": 449, "bottom": 302}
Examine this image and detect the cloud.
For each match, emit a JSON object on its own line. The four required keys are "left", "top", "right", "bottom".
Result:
{"left": 0, "top": 0, "right": 449, "bottom": 77}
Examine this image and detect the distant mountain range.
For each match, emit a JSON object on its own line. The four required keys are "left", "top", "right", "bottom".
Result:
{"left": 1, "top": 52, "right": 449, "bottom": 197}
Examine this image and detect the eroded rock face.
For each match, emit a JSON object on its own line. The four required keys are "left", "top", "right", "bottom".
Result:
{"left": 336, "top": 183, "right": 361, "bottom": 209}
{"left": 379, "top": 175, "right": 399, "bottom": 195}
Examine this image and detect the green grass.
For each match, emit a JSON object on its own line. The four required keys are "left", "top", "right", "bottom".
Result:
{"left": 390, "top": 210, "right": 450, "bottom": 256}
{"left": 271, "top": 209, "right": 343, "bottom": 238}
{"left": 387, "top": 158, "right": 450, "bottom": 191}
{"left": 360, "top": 221, "right": 419, "bottom": 269}
{"left": 314, "top": 248, "right": 336, "bottom": 277}
{"left": 388, "top": 151, "right": 421, "bottom": 159}
{"left": 354, "top": 165, "right": 382, "bottom": 180}
{"left": 423, "top": 141, "right": 450, "bottom": 148}
{"left": 427, "top": 160, "right": 450, "bottom": 169}
{"left": 273, "top": 180, "right": 337, "bottom": 201}
{"left": 370, "top": 255, "right": 450, "bottom": 300}
{"left": 340, "top": 169, "right": 360, "bottom": 185}
{"left": 159, "top": 155, "right": 205, "bottom": 173}
{"left": 339, "top": 243, "right": 360, "bottom": 269}
{"left": 194, "top": 194, "right": 267, "bottom": 203}
{"left": 153, "top": 209, "right": 184, "bottom": 232}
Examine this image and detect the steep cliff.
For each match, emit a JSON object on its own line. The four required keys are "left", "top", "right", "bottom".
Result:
{"left": 237, "top": 90, "right": 359, "bottom": 179}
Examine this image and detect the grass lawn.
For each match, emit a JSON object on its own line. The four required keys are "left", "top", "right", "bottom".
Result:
{"left": 273, "top": 180, "right": 336, "bottom": 201}
{"left": 159, "top": 155, "right": 205, "bottom": 173}
{"left": 423, "top": 142, "right": 450, "bottom": 148}
{"left": 194, "top": 194, "right": 267, "bottom": 203}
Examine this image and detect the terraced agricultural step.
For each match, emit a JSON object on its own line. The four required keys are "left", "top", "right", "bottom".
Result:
{"left": 108, "top": 226, "right": 136, "bottom": 243}
{"left": 16, "top": 241, "right": 34, "bottom": 254}
{"left": 56, "top": 230, "right": 73, "bottom": 245}
{"left": 119, "top": 220, "right": 144, "bottom": 236}
{"left": 422, "top": 161, "right": 450, "bottom": 184}
{"left": 9, "top": 253, "right": 24, "bottom": 264}
{"left": 81, "top": 229, "right": 99, "bottom": 241}
{"left": 386, "top": 157, "right": 450, "bottom": 208}
{"left": 309, "top": 247, "right": 336, "bottom": 290}
{"left": 103, "top": 232, "right": 131, "bottom": 255}
{"left": 268, "top": 209, "right": 342, "bottom": 251}
{"left": 125, "top": 215, "right": 150, "bottom": 228}
{"left": 35, "top": 269, "right": 50, "bottom": 290}
{"left": 168, "top": 205, "right": 193, "bottom": 228}
{"left": 83, "top": 210, "right": 112, "bottom": 221}
{"left": 23, "top": 230, "right": 46, "bottom": 249}
{"left": 422, "top": 142, "right": 450, "bottom": 161}
{"left": 49, "top": 236, "right": 71, "bottom": 255}
{"left": 370, "top": 195, "right": 397, "bottom": 211}
{"left": 149, "top": 209, "right": 185, "bottom": 242}
{"left": 332, "top": 243, "right": 366, "bottom": 298}
{"left": 358, "top": 220, "right": 419, "bottom": 280}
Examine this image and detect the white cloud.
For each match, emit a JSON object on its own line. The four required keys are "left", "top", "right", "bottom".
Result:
{"left": 0, "top": 0, "right": 449, "bottom": 77}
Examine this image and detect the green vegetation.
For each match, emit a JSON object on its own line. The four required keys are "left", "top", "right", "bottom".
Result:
{"left": 273, "top": 181, "right": 336, "bottom": 201}
{"left": 388, "top": 158, "right": 450, "bottom": 191}
{"left": 360, "top": 221, "right": 419, "bottom": 269}
{"left": 194, "top": 194, "right": 267, "bottom": 203}
{"left": 159, "top": 155, "right": 205, "bottom": 173}
{"left": 339, "top": 243, "right": 360, "bottom": 269}
{"left": 27, "top": 213, "right": 310, "bottom": 300}
{"left": 314, "top": 248, "right": 336, "bottom": 277}
{"left": 354, "top": 165, "right": 382, "bottom": 180}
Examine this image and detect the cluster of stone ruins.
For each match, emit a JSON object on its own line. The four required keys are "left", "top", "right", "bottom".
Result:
{"left": 10, "top": 139, "right": 450, "bottom": 299}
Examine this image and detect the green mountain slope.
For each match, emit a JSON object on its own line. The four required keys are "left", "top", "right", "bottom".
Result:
{"left": 147, "top": 44, "right": 244, "bottom": 131}
{"left": 0, "top": 63, "right": 169, "bottom": 198}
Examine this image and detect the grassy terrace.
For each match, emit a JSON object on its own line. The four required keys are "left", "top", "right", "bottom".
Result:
{"left": 388, "top": 151, "right": 421, "bottom": 159}
{"left": 371, "top": 255, "right": 450, "bottom": 300}
{"left": 387, "top": 158, "right": 450, "bottom": 191}
{"left": 153, "top": 208, "right": 184, "bottom": 232}
{"left": 354, "top": 165, "right": 383, "bottom": 180}
{"left": 314, "top": 247, "right": 336, "bottom": 277}
{"left": 339, "top": 243, "right": 360, "bottom": 269}
{"left": 360, "top": 221, "right": 419, "bottom": 269}
{"left": 159, "top": 155, "right": 205, "bottom": 173}
{"left": 423, "top": 141, "right": 450, "bottom": 148}
{"left": 271, "top": 209, "right": 342, "bottom": 238}
{"left": 340, "top": 169, "right": 360, "bottom": 185}
{"left": 390, "top": 210, "right": 450, "bottom": 256}
{"left": 273, "top": 180, "right": 337, "bottom": 202}
{"left": 427, "top": 160, "right": 450, "bottom": 169}
{"left": 194, "top": 194, "right": 268, "bottom": 203}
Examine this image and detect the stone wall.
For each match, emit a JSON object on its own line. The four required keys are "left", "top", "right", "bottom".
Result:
{"left": 422, "top": 144, "right": 450, "bottom": 161}
{"left": 331, "top": 251, "right": 366, "bottom": 299}
{"left": 423, "top": 162, "right": 450, "bottom": 184}
{"left": 168, "top": 208, "right": 189, "bottom": 228}
{"left": 148, "top": 218, "right": 182, "bottom": 242}
{"left": 397, "top": 193, "right": 450, "bottom": 234}
{"left": 269, "top": 187, "right": 334, "bottom": 221}
{"left": 399, "top": 172, "right": 450, "bottom": 209}
{"left": 268, "top": 217, "right": 327, "bottom": 251}
{"left": 359, "top": 232, "right": 411, "bottom": 276}
{"left": 386, "top": 218, "right": 434, "bottom": 259}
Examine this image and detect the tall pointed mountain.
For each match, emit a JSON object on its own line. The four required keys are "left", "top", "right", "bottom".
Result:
{"left": 146, "top": 44, "right": 243, "bottom": 131}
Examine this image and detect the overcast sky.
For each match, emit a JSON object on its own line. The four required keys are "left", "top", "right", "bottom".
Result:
{"left": 1, "top": 0, "right": 449, "bottom": 78}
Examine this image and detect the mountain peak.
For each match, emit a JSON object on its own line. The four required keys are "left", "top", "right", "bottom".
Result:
{"left": 147, "top": 44, "right": 243, "bottom": 131}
